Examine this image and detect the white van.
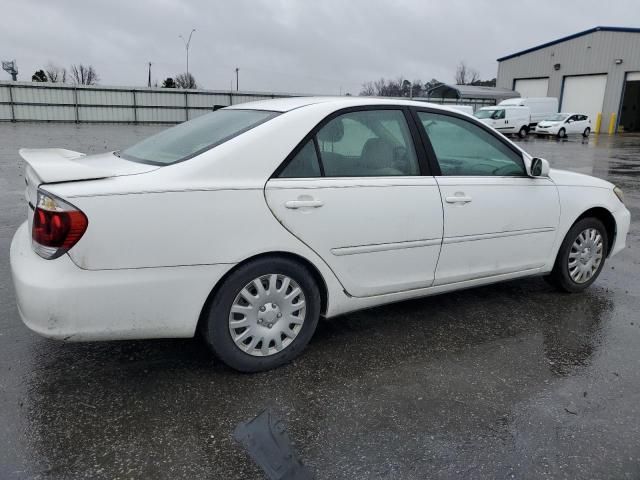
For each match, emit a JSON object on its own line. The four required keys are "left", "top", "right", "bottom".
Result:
{"left": 473, "top": 106, "right": 531, "bottom": 137}
{"left": 498, "top": 97, "right": 558, "bottom": 125}
{"left": 444, "top": 105, "right": 474, "bottom": 115}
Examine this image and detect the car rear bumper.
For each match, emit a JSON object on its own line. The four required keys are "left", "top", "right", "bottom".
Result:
{"left": 611, "top": 206, "right": 631, "bottom": 257}
{"left": 10, "top": 222, "right": 232, "bottom": 341}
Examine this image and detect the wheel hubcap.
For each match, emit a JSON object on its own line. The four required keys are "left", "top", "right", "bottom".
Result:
{"left": 568, "top": 228, "right": 604, "bottom": 283}
{"left": 228, "top": 274, "right": 306, "bottom": 357}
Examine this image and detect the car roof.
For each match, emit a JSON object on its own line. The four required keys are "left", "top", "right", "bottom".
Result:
{"left": 224, "top": 96, "right": 467, "bottom": 113}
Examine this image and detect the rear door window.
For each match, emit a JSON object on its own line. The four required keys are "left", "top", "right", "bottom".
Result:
{"left": 316, "top": 110, "right": 419, "bottom": 177}
{"left": 278, "top": 140, "right": 321, "bottom": 178}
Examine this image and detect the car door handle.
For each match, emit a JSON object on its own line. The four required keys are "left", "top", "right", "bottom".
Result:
{"left": 445, "top": 195, "right": 472, "bottom": 204}
{"left": 284, "top": 199, "right": 324, "bottom": 209}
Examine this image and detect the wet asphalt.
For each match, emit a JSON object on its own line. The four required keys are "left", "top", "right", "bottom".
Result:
{"left": 0, "top": 123, "right": 639, "bottom": 479}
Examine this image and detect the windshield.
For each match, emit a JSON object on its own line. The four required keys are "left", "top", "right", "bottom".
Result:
{"left": 545, "top": 113, "right": 569, "bottom": 122}
{"left": 474, "top": 109, "right": 503, "bottom": 119}
{"left": 120, "top": 109, "right": 280, "bottom": 165}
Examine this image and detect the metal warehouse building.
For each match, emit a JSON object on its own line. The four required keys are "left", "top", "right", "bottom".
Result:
{"left": 496, "top": 26, "right": 640, "bottom": 133}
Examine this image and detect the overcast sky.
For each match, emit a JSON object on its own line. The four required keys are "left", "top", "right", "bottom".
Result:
{"left": 3, "top": 0, "right": 639, "bottom": 94}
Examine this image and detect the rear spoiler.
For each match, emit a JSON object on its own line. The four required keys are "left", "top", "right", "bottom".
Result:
{"left": 19, "top": 148, "right": 111, "bottom": 184}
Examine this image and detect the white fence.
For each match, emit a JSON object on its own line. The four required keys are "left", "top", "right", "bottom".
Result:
{"left": 0, "top": 82, "right": 300, "bottom": 123}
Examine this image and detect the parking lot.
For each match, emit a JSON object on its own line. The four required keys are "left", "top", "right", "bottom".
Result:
{"left": 0, "top": 123, "right": 639, "bottom": 479}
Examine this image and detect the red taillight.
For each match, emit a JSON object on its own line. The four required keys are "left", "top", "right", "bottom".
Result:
{"left": 32, "top": 190, "right": 88, "bottom": 259}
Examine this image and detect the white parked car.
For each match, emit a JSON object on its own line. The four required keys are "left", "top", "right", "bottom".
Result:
{"left": 474, "top": 106, "right": 531, "bottom": 137}
{"left": 535, "top": 113, "right": 592, "bottom": 138}
{"left": 10, "top": 98, "right": 630, "bottom": 372}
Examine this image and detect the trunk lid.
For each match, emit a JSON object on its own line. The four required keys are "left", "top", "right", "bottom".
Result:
{"left": 21, "top": 148, "right": 159, "bottom": 205}
{"left": 21, "top": 148, "right": 159, "bottom": 233}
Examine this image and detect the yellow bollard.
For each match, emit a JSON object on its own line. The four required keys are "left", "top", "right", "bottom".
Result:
{"left": 608, "top": 113, "right": 616, "bottom": 135}
{"left": 594, "top": 112, "right": 602, "bottom": 133}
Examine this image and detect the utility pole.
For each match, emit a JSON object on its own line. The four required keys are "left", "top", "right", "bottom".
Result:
{"left": 179, "top": 29, "right": 196, "bottom": 77}
{"left": 147, "top": 62, "right": 152, "bottom": 87}
{"left": 235, "top": 67, "right": 239, "bottom": 91}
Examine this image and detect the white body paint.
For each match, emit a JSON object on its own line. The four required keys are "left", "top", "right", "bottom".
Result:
{"left": 10, "top": 97, "right": 630, "bottom": 341}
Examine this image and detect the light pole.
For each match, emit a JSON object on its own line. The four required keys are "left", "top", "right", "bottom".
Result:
{"left": 235, "top": 67, "right": 239, "bottom": 91}
{"left": 179, "top": 29, "right": 196, "bottom": 77}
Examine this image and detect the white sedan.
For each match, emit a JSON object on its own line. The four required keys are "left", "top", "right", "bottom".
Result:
{"left": 535, "top": 113, "right": 592, "bottom": 138}
{"left": 10, "top": 98, "right": 630, "bottom": 372}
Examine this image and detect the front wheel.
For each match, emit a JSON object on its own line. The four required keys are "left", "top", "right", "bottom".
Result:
{"left": 202, "top": 257, "right": 321, "bottom": 372}
{"left": 557, "top": 128, "right": 566, "bottom": 139}
{"left": 583, "top": 127, "right": 591, "bottom": 137}
{"left": 546, "top": 217, "right": 608, "bottom": 293}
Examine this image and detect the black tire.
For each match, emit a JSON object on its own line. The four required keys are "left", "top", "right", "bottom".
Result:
{"left": 557, "top": 128, "right": 566, "bottom": 139}
{"left": 518, "top": 126, "right": 528, "bottom": 138}
{"left": 582, "top": 127, "right": 591, "bottom": 137}
{"left": 546, "top": 217, "right": 608, "bottom": 293}
{"left": 202, "top": 257, "right": 321, "bottom": 372}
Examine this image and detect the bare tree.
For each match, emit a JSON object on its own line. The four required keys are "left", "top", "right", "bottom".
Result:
{"left": 162, "top": 77, "right": 177, "bottom": 88}
{"left": 32, "top": 70, "right": 47, "bottom": 82}
{"left": 70, "top": 64, "right": 99, "bottom": 85}
{"left": 175, "top": 72, "right": 197, "bottom": 89}
{"left": 45, "top": 63, "right": 67, "bottom": 83}
{"left": 360, "top": 81, "right": 375, "bottom": 96}
{"left": 455, "top": 62, "right": 467, "bottom": 84}
{"left": 360, "top": 77, "right": 443, "bottom": 98}
{"left": 373, "top": 78, "right": 386, "bottom": 96}
{"left": 410, "top": 79, "right": 424, "bottom": 97}
{"left": 455, "top": 61, "right": 480, "bottom": 85}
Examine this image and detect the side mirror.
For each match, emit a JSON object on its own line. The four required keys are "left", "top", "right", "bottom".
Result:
{"left": 530, "top": 157, "right": 550, "bottom": 177}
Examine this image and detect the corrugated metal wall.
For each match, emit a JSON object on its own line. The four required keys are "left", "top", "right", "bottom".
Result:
{"left": 497, "top": 30, "right": 640, "bottom": 132}
{"left": 0, "top": 82, "right": 298, "bottom": 123}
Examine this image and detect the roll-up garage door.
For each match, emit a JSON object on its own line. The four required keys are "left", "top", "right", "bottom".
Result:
{"left": 561, "top": 75, "right": 607, "bottom": 126}
{"left": 620, "top": 72, "right": 640, "bottom": 132}
{"left": 514, "top": 78, "right": 549, "bottom": 98}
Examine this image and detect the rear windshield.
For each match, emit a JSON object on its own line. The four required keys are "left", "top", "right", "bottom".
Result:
{"left": 119, "top": 109, "right": 279, "bottom": 165}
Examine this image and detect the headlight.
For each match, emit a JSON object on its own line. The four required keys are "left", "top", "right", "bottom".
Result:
{"left": 613, "top": 186, "right": 624, "bottom": 204}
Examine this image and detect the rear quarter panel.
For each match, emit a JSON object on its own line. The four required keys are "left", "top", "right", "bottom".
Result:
{"left": 52, "top": 187, "right": 349, "bottom": 317}
{"left": 64, "top": 189, "right": 323, "bottom": 268}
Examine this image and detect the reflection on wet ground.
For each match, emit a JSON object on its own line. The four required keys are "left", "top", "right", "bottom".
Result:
{"left": 0, "top": 125, "right": 638, "bottom": 479}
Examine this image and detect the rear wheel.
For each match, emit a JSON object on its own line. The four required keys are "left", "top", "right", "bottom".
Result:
{"left": 202, "top": 257, "right": 321, "bottom": 372}
{"left": 583, "top": 127, "right": 591, "bottom": 137}
{"left": 518, "top": 126, "right": 528, "bottom": 138}
{"left": 557, "top": 128, "right": 566, "bottom": 139}
{"left": 546, "top": 217, "right": 608, "bottom": 293}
